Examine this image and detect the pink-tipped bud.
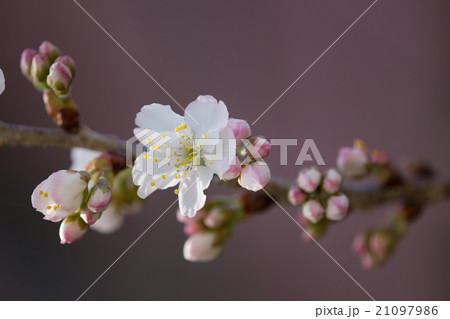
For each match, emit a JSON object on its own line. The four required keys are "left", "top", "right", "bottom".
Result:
{"left": 361, "top": 253, "right": 375, "bottom": 270}
{"left": 322, "top": 169, "right": 342, "bottom": 194}
{"left": 227, "top": 118, "right": 251, "bottom": 145}
{"left": 238, "top": 161, "right": 271, "bottom": 191}
{"left": 288, "top": 187, "right": 306, "bottom": 206}
{"left": 38, "top": 41, "right": 61, "bottom": 63}
{"left": 183, "top": 232, "right": 224, "bottom": 262}
{"left": 87, "top": 179, "right": 112, "bottom": 213}
{"left": 80, "top": 209, "right": 101, "bottom": 225}
{"left": 59, "top": 214, "right": 88, "bottom": 244}
{"left": 250, "top": 136, "right": 271, "bottom": 159}
{"left": 183, "top": 222, "right": 204, "bottom": 236}
{"left": 352, "top": 233, "right": 368, "bottom": 256}
{"left": 326, "top": 194, "right": 349, "bottom": 221}
{"left": 20, "top": 49, "right": 37, "bottom": 77}
{"left": 204, "top": 208, "right": 227, "bottom": 229}
{"left": 30, "top": 54, "right": 49, "bottom": 84}
{"left": 222, "top": 156, "right": 241, "bottom": 180}
{"left": 55, "top": 55, "right": 76, "bottom": 77}
{"left": 47, "top": 62, "right": 72, "bottom": 96}
{"left": 297, "top": 167, "right": 321, "bottom": 193}
{"left": 371, "top": 150, "right": 390, "bottom": 165}
{"left": 302, "top": 200, "right": 324, "bottom": 223}
{"left": 336, "top": 147, "right": 369, "bottom": 179}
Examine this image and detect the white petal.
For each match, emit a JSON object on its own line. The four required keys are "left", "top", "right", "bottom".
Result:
{"left": 70, "top": 147, "right": 101, "bottom": 171}
{"left": 135, "top": 103, "right": 184, "bottom": 134}
{"left": 184, "top": 95, "right": 229, "bottom": 137}
{"left": 204, "top": 126, "right": 236, "bottom": 179}
{"left": 0, "top": 69, "right": 4, "bottom": 95}
{"left": 48, "top": 170, "right": 87, "bottom": 212}
{"left": 178, "top": 166, "right": 214, "bottom": 218}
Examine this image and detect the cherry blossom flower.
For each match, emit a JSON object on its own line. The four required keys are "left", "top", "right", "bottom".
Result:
{"left": 31, "top": 170, "right": 88, "bottom": 222}
{"left": 132, "top": 95, "right": 236, "bottom": 218}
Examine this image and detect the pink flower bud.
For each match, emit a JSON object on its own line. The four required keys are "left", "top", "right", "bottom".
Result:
{"left": 47, "top": 62, "right": 72, "bottom": 96}
{"left": 297, "top": 167, "right": 321, "bottom": 193}
{"left": 326, "top": 194, "right": 349, "bottom": 221}
{"left": 302, "top": 200, "right": 324, "bottom": 223}
{"left": 227, "top": 118, "right": 251, "bottom": 145}
{"left": 38, "top": 41, "right": 61, "bottom": 63}
{"left": 252, "top": 136, "right": 271, "bottom": 158}
{"left": 204, "top": 208, "right": 227, "bottom": 229}
{"left": 238, "top": 161, "right": 271, "bottom": 191}
{"left": 361, "top": 253, "right": 375, "bottom": 270}
{"left": 20, "top": 48, "right": 37, "bottom": 77}
{"left": 183, "top": 222, "right": 204, "bottom": 236}
{"left": 288, "top": 187, "right": 306, "bottom": 206}
{"left": 352, "top": 233, "right": 368, "bottom": 256}
{"left": 183, "top": 232, "right": 224, "bottom": 262}
{"left": 322, "top": 169, "right": 342, "bottom": 193}
{"left": 371, "top": 150, "right": 390, "bottom": 165}
{"left": 222, "top": 156, "right": 241, "bottom": 180}
{"left": 336, "top": 147, "right": 369, "bottom": 179}
{"left": 87, "top": 179, "right": 112, "bottom": 213}
{"left": 59, "top": 214, "right": 88, "bottom": 244}
{"left": 30, "top": 54, "right": 49, "bottom": 83}
{"left": 80, "top": 208, "right": 101, "bottom": 225}
{"left": 55, "top": 55, "right": 76, "bottom": 77}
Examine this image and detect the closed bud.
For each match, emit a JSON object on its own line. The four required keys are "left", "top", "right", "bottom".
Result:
{"left": 20, "top": 48, "right": 37, "bottom": 77}
{"left": 227, "top": 118, "right": 251, "bottom": 145}
{"left": 302, "top": 200, "right": 324, "bottom": 223}
{"left": 252, "top": 136, "right": 271, "bottom": 158}
{"left": 30, "top": 54, "right": 49, "bottom": 84}
{"left": 222, "top": 156, "right": 241, "bottom": 180}
{"left": 352, "top": 233, "right": 368, "bottom": 256}
{"left": 80, "top": 208, "right": 102, "bottom": 225}
{"left": 87, "top": 179, "right": 112, "bottom": 213}
{"left": 322, "top": 169, "right": 342, "bottom": 194}
{"left": 326, "top": 194, "right": 349, "bottom": 221}
{"left": 183, "top": 232, "right": 224, "bottom": 262}
{"left": 47, "top": 62, "right": 72, "bottom": 96}
{"left": 59, "top": 214, "right": 88, "bottom": 244}
{"left": 55, "top": 55, "right": 76, "bottom": 77}
{"left": 238, "top": 161, "right": 271, "bottom": 192}
{"left": 38, "top": 41, "right": 61, "bottom": 63}
{"left": 297, "top": 167, "right": 321, "bottom": 193}
{"left": 336, "top": 147, "right": 369, "bottom": 179}
{"left": 371, "top": 149, "right": 390, "bottom": 165}
{"left": 203, "top": 208, "right": 227, "bottom": 229}
{"left": 288, "top": 187, "right": 306, "bottom": 206}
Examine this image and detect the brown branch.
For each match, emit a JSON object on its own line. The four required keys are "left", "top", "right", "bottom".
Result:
{"left": 1, "top": 120, "right": 450, "bottom": 211}
{"left": 0, "top": 120, "right": 126, "bottom": 152}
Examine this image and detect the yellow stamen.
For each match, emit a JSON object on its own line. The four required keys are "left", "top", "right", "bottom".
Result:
{"left": 150, "top": 145, "right": 155, "bottom": 151}
{"left": 202, "top": 133, "right": 207, "bottom": 138}
{"left": 153, "top": 158, "right": 158, "bottom": 163}
{"left": 161, "top": 175, "right": 166, "bottom": 180}
{"left": 150, "top": 182, "right": 155, "bottom": 186}
{"left": 39, "top": 191, "right": 43, "bottom": 195}
{"left": 143, "top": 154, "right": 148, "bottom": 159}
{"left": 46, "top": 205, "right": 51, "bottom": 210}
{"left": 146, "top": 138, "right": 151, "bottom": 144}
{"left": 174, "top": 189, "right": 179, "bottom": 194}
{"left": 44, "top": 193, "right": 48, "bottom": 198}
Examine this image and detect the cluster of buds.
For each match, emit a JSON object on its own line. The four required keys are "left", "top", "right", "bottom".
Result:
{"left": 177, "top": 199, "right": 243, "bottom": 262}
{"left": 337, "top": 139, "right": 400, "bottom": 185}
{"left": 353, "top": 204, "right": 417, "bottom": 269}
{"left": 31, "top": 169, "right": 112, "bottom": 244}
{"left": 222, "top": 118, "right": 271, "bottom": 191}
{"left": 31, "top": 149, "right": 141, "bottom": 243}
{"left": 287, "top": 167, "right": 349, "bottom": 239}
{"left": 20, "top": 41, "right": 78, "bottom": 132}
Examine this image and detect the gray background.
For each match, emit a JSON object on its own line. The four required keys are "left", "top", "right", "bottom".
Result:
{"left": 0, "top": 0, "right": 449, "bottom": 300}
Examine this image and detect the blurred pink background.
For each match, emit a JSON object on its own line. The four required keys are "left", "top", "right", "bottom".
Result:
{"left": 0, "top": 0, "right": 449, "bottom": 300}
